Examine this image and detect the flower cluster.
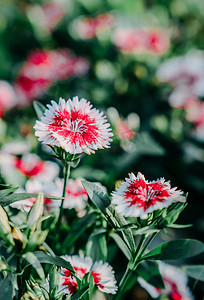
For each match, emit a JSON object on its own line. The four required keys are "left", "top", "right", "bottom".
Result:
{"left": 15, "top": 49, "right": 89, "bottom": 105}
{"left": 112, "top": 172, "right": 185, "bottom": 219}
{"left": 34, "top": 97, "right": 113, "bottom": 155}
{"left": 60, "top": 254, "right": 117, "bottom": 295}
{"left": 138, "top": 262, "right": 194, "bottom": 300}
{"left": 113, "top": 28, "right": 169, "bottom": 55}
{"left": 74, "top": 13, "right": 114, "bottom": 39}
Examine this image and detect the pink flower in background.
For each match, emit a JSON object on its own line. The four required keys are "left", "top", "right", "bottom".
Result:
{"left": 138, "top": 262, "right": 194, "bottom": 300}
{"left": 145, "top": 28, "right": 169, "bottom": 55}
{"left": 112, "top": 172, "right": 185, "bottom": 218}
{"left": 75, "top": 13, "right": 114, "bottom": 39}
{"left": 34, "top": 97, "right": 113, "bottom": 155}
{"left": 41, "top": 2, "right": 65, "bottom": 31}
{"left": 0, "top": 81, "right": 17, "bottom": 117}
{"left": 60, "top": 255, "right": 117, "bottom": 295}
{"left": 113, "top": 28, "right": 169, "bottom": 55}
{"left": 15, "top": 49, "right": 89, "bottom": 105}
{"left": 116, "top": 119, "right": 135, "bottom": 141}
{"left": 113, "top": 29, "right": 146, "bottom": 54}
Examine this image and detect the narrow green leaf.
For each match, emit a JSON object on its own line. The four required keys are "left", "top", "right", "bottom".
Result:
{"left": 0, "top": 273, "right": 14, "bottom": 298}
{"left": 33, "top": 101, "right": 46, "bottom": 119}
{"left": 131, "top": 225, "right": 159, "bottom": 235}
{"left": 0, "top": 186, "right": 19, "bottom": 198}
{"left": 71, "top": 287, "right": 89, "bottom": 300}
{"left": 141, "top": 239, "right": 204, "bottom": 261}
{"left": 62, "top": 212, "right": 96, "bottom": 249}
{"left": 168, "top": 224, "right": 193, "bottom": 229}
{"left": 110, "top": 232, "right": 132, "bottom": 260}
{"left": 181, "top": 265, "right": 204, "bottom": 282}
{"left": 0, "top": 193, "right": 39, "bottom": 206}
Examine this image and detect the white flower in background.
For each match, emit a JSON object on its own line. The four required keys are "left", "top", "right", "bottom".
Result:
{"left": 0, "top": 141, "right": 31, "bottom": 155}
{"left": 157, "top": 52, "right": 204, "bottom": 107}
{"left": 112, "top": 172, "right": 185, "bottom": 219}
{"left": 10, "top": 179, "right": 61, "bottom": 212}
{"left": 34, "top": 97, "right": 113, "bottom": 155}
{"left": 138, "top": 262, "right": 194, "bottom": 300}
{"left": 0, "top": 81, "right": 17, "bottom": 117}
{"left": 60, "top": 254, "right": 117, "bottom": 296}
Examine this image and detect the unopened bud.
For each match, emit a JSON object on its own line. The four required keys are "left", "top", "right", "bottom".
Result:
{"left": 27, "top": 193, "right": 44, "bottom": 227}
{"left": 0, "top": 205, "right": 11, "bottom": 234}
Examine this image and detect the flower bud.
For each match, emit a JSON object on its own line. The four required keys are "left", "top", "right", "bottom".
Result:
{"left": 27, "top": 192, "right": 44, "bottom": 227}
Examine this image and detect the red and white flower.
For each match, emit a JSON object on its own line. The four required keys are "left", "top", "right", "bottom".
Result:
{"left": 0, "top": 81, "right": 17, "bottom": 117}
{"left": 112, "top": 172, "right": 185, "bottom": 218}
{"left": 138, "top": 262, "right": 194, "bottom": 300}
{"left": 60, "top": 254, "right": 117, "bottom": 295}
{"left": 34, "top": 97, "right": 113, "bottom": 155}
{"left": 0, "top": 153, "right": 59, "bottom": 183}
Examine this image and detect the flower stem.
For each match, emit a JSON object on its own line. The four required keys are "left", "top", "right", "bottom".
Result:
{"left": 17, "top": 256, "right": 22, "bottom": 300}
{"left": 57, "top": 163, "right": 70, "bottom": 229}
{"left": 137, "top": 232, "right": 158, "bottom": 262}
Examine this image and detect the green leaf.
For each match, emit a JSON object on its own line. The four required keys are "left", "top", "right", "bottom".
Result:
{"left": 86, "top": 232, "right": 107, "bottom": 261}
{"left": 0, "top": 186, "right": 19, "bottom": 198}
{"left": 33, "top": 101, "right": 46, "bottom": 119}
{"left": 81, "top": 180, "right": 110, "bottom": 213}
{"left": 80, "top": 273, "right": 95, "bottom": 300}
{"left": 141, "top": 239, "right": 204, "bottom": 261}
{"left": 136, "top": 261, "right": 165, "bottom": 289}
{"left": 0, "top": 273, "right": 14, "bottom": 299}
{"left": 131, "top": 225, "right": 159, "bottom": 235}
{"left": 71, "top": 287, "right": 89, "bottom": 300}
{"left": 110, "top": 232, "right": 132, "bottom": 260}
{"left": 0, "top": 193, "right": 39, "bottom": 206}
{"left": 168, "top": 224, "right": 192, "bottom": 229}
{"left": 34, "top": 251, "right": 75, "bottom": 275}
{"left": 23, "top": 252, "right": 45, "bottom": 280}
{"left": 62, "top": 212, "right": 96, "bottom": 249}
{"left": 181, "top": 265, "right": 204, "bottom": 282}
{"left": 67, "top": 158, "right": 81, "bottom": 168}
{"left": 82, "top": 180, "right": 135, "bottom": 255}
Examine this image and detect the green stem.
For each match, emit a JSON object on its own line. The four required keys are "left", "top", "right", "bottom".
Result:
{"left": 137, "top": 232, "right": 158, "bottom": 262}
{"left": 116, "top": 235, "right": 147, "bottom": 300}
{"left": 17, "top": 256, "right": 22, "bottom": 300}
{"left": 57, "top": 163, "right": 70, "bottom": 229}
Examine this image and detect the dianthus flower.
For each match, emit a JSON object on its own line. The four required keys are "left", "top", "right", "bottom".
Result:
{"left": 60, "top": 255, "right": 117, "bottom": 295}
{"left": 112, "top": 172, "right": 185, "bottom": 218}
{"left": 34, "top": 97, "right": 113, "bottom": 155}
{"left": 138, "top": 262, "right": 194, "bottom": 300}
{"left": 0, "top": 81, "right": 17, "bottom": 117}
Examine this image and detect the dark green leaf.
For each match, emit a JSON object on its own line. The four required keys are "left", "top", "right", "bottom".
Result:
{"left": 33, "top": 101, "right": 46, "bottom": 119}
{"left": 80, "top": 273, "right": 95, "bottom": 300}
{"left": 168, "top": 224, "right": 193, "bottom": 229}
{"left": 23, "top": 252, "right": 45, "bottom": 280}
{"left": 71, "top": 287, "right": 89, "bottom": 300}
{"left": 141, "top": 239, "right": 204, "bottom": 261}
{"left": 110, "top": 232, "right": 132, "bottom": 260}
{"left": 0, "top": 273, "right": 14, "bottom": 299}
{"left": 0, "top": 186, "right": 19, "bottom": 198}
{"left": 181, "top": 265, "right": 204, "bottom": 282}
{"left": 62, "top": 212, "right": 96, "bottom": 249}
{"left": 86, "top": 232, "right": 107, "bottom": 261}
{"left": 0, "top": 193, "right": 61, "bottom": 206}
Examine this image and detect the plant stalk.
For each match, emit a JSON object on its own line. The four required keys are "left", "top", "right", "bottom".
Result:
{"left": 17, "top": 256, "right": 22, "bottom": 300}
{"left": 57, "top": 163, "right": 70, "bottom": 229}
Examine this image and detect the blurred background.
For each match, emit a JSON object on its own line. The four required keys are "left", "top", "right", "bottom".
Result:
{"left": 0, "top": 0, "right": 204, "bottom": 298}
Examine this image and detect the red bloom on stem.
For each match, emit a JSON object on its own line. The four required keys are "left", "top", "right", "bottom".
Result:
{"left": 34, "top": 97, "right": 113, "bottom": 155}
{"left": 112, "top": 172, "right": 185, "bottom": 218}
